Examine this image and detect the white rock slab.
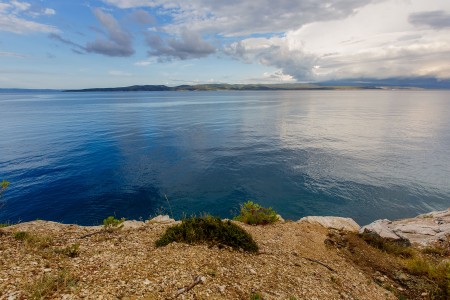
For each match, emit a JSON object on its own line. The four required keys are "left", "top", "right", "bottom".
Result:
{"left": 299, "top": 216, "right": 360, "bottom": 232}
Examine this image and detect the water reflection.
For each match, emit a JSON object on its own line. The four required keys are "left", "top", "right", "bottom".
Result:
{"left": 0, "top": 91, "right": 449, "bottom": 225}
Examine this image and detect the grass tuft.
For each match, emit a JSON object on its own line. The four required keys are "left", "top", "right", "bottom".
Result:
{"left": 155, "top": 215, "right": 259, "bottom": 253}
{"left": 234, "top": 201, "right": 278, "bottom": 225}
{"left": 26, "top": 269, "right": 77, "bottom": 299}
{"left": 55, "top": 243, "right": 80, "bottom": 258}
{"left": 14, "top": 231, "right": 53, "bottom": 249}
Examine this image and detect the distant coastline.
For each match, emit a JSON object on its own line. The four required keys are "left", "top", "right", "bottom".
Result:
{"left": 2, "top": 77, "right": 450, "bottom": 92}
{"left": 64, "top": 83, "right": 379, "bottom": 92}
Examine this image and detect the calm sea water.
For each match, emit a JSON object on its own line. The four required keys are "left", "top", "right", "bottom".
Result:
{"left": 0, "top": 90, "right": 449, "bottom": 225}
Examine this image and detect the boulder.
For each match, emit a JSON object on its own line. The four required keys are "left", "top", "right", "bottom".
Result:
{"left": 360, "top": 208, "right": 450, "bottom": 246}
{"left": 121, "top": 220, "right": 146, "bottom": 230}
{"left": 147, "top": 215, "right": 176, "bottom": 224}
{"left": 298, "top": 216, "right": 360, "bottom": 232}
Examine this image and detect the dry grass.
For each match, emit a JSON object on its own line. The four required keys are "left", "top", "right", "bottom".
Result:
{"left": 326, "top": 231, "right": 450, "bottom": 300}
{"left": 25, "top": 269, "right": 77, "bottom": 299}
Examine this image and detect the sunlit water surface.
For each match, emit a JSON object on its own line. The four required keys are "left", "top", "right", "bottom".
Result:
{"left": 0, "top": 90, "right": 449, "bottom": 225}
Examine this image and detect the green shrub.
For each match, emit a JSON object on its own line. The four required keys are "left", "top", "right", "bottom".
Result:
{"left": 155, "top": 215, "right": 259, "bottom": 253}
{"left": 234, "top": 201, "right": 278, "bottom": 225}
{"left": 249, "top": 293, "right": 263, "bottom": 300}
{"left": 14, "top": 231, "right": 31, "bottom": 240}
{"left": 102, "top": 216, "right": 125, "bottom": 231}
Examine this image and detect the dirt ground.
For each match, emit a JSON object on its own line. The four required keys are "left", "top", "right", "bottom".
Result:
{"left": 0, "top": 219, "right": 417, "bottom": 299}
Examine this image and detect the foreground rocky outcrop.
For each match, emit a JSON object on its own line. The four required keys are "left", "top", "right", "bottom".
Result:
{"left": 360, "top": 208, "right": 450, "bottom": 247}
{"left": 0, "top": 209, "right": 448, "bottom": 299}
{"left": 1, "top": 218, "right": 394, "bottom": 300}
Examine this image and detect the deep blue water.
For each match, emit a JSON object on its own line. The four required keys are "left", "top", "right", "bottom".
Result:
{"left": 0, "top": 90, "right": 449, "bottom": 225}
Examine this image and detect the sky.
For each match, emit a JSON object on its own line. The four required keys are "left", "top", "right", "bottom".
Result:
{"left": 0, "top": 0, "right": 450, "bottom": 89}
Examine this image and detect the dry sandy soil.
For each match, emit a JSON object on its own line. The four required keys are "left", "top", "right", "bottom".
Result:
{"left": 0, "top": 218, "right": 402, "bottom": 300}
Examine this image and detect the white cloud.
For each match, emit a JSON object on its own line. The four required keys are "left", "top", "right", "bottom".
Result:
{"left": 101, "top": 0, "right": 450, "bottom": 80}
{"left": 109, "top": 70, "right": 133, "bottom": 76}
{"left": 44, "top": 8, "right": 56, "bottom": 15}
{"left": 0, "top": 0, "right": 58, "bottom": 34}
{"left": 0, "top": 13, "right": 59, "bottom": 34}
{"left": 0, "top": 51, "right": 28, "bottom": 58}
{"left": 134, "top": 59, "right": 154, "bottom": 66}
{"left": 225, "top": 0, "right": 450, "bottom": 80}
{"left": 102, "top": 0, "right": 158, "bottom": 9}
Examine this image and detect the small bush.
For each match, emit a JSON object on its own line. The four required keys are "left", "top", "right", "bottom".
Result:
{"left": 359, "top": 231, "right": 413, "bottom": 258}
{"left": 234, "top": 201, "right": 278, "bottom": 225}
{"left": 0, "top": 223, "right": 11, "bottom": 228}
{"left": 155, "top": 215, "right": 259, "bottom": 253}
{"left": 249, "top": 293, "right": 263, "bottom": 300}
{"left": 14, "top": 231, "right": 30, "bottom": 240}
{"left": 102, "top": 216, "right": 125, "bottom": 231}
{"left": 55, "top": 243, "right": 80, "bottom": 258}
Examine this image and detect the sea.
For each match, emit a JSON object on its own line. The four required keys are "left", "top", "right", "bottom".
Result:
{"left": 0, "top": 90, "right": 449, "bottom": 226}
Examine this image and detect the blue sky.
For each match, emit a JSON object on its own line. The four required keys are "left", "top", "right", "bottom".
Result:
{"left": 1, "top": 0, "right": 450, "bottom": 89}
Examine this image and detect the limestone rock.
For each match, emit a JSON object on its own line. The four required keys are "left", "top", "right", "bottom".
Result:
{"left": 276, "top": 214, "right": 285, "bottom": 223}
{"left": 298, "top": 216, "right": 360, "bottom": 232}
{"left": 360, "top": 208, "right": 450, "bottom": 246}
{"left": 121, "top": 220, "right": 146, "bottom": 230}
{"left": 359, "top": 219, "right": 400, "bottom": 240}
{"left": 147, "top": 215, "right": 176, "bottom": 224}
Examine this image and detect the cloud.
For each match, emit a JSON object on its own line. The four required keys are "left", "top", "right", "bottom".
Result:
{"left": 86, "top": 8, "right": 134, "bottom": 57}
{"left": 102, "top": 0, "right": 157, "bottom": 9}
{"left": 49, "top": 33, "right": 86, "bottom": 53}
{"left": 225, "top": 1, "right": 450, "bottom": 81}
{"left": 145, "top": 28, "right": 215, "bottom": 61}
{"left": 409, "top": 10, "right": 450, "bottom": 29}
{"left": 103, "top": 0, "right": 381, "bottom": 36}
{"left": 0, "top": 1, "right": 58, "bottom": 34}
{"left": 128, "top": 9, "right": 155, "bottom": 25}
{"left": 109, "top": 70, "right": 132, "bottom": 76}
{"left": 0, "top": 13, "right": 58, "bottom": 34}
{"left": 0, "top": 51, "right": 28, "bottom": 58}
{"left": 225, "top": 36, "right": 318, "bottom": 81}
{"left": 44, "top": 8, "right": 56, "bottom": 15}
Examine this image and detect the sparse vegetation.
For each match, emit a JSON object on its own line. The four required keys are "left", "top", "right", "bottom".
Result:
{"left": 234, "top": 201, "right": 278, "bottom": 225}
{"left": 26, "top": 269, "right": 77, "bottom": 299}
{"left": 327, "top": 231, "right": 450, "bottom": 299}
{"left": 155, "top": 215, "right": 259, "bottom": 252}
{"left": 359, "top": 231, "right": 413, "bottom": 258}
{"left": 0, "top": 223, "right": 11, "bottom": 228}
{"left": 14, "top": 231, "right": 53, "bottom": 249}
{"left": 249, "top": 292, "right": 263, "bottom": 300}
{"left": 55, "top": 243, "right": 80, "bottom": 258}
{"left": 102, "top": 216, "right": 125, "bottom": 231}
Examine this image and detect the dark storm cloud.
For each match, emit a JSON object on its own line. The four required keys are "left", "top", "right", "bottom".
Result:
{"left": 409, "top": 10, "right": 450, "bottom": 29}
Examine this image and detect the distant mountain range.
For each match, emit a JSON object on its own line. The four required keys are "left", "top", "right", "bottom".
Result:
{"left": 61, "top": 77, "right": 450, "bottom": 91}
{"left": 2, "top": 77, "right": 449, "bottom": 92}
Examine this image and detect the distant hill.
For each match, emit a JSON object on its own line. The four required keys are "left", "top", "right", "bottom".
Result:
{"left": 63, "top": 83, "right": 374, "bottom": 92}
